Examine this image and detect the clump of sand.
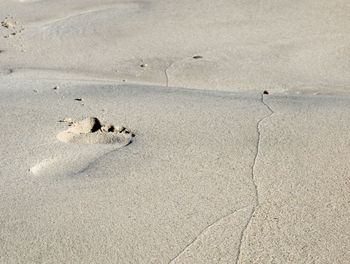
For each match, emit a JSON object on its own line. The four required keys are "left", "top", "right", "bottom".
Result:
{"left": 1, "top": 16, "right": 25, "bottom": 38}
{"left": 57, "top": 117, "right": 133, "bottom": 144}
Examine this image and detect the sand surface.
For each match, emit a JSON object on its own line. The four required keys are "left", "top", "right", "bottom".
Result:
{"left": 1, "top": 1, "right": 350, "bottom": 263}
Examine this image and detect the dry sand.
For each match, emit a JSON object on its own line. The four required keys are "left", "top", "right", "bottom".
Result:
{"left": 0, "top": 0, "right": 350, "bottom": 263}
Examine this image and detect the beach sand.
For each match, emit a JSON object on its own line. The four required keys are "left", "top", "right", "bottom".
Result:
{"left": 1, "top": 0, "right": 349, "bottom": 263}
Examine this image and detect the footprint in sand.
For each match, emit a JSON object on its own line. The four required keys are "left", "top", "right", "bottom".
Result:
{"left": 31, "top": 117, "right": 134, "bottom": 178}
{"left": 57, "top": 117, "right": 134, "bottom": 145}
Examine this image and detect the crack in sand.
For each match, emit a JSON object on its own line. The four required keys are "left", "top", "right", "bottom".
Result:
{"left": 164, "top": 61, "right": 175, "bottom": 87}
{"left": 164, "top": 56, "right": 191, "bottom": 87}
{"left": 168, "top": 93, "right": 274, "bottom": 264}
{"left": 168, "top": 206, "right": 249, "bottom": 264}
{"left": 164, "top": 68, "right": 169, "bottom": 87}
{"left": 234, "top": 92, "right": 274, "bottom": 264}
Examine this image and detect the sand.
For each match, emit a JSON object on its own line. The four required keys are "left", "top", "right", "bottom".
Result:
{"left": 1, "top": 0, "right": 350, "bottom": 263}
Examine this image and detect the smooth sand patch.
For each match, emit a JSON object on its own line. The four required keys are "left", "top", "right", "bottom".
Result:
{"left": 0, "top": 0, "right": 349, "bottom": 93}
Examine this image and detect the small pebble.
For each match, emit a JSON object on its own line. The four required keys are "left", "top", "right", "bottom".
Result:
{"left": 140, "top": 64, "right": 148, "bottom": 68}
{"left": 75, "top": 98, "right": 84, "bottom": 101}
{"left": 53, "top": 86, "right": 59, "bottom": 90}
{"left": 263, "top": 90, "right": 269, "bottom": 95}
{"left": 193, "top": 55, "right": 203, "bottom": 59}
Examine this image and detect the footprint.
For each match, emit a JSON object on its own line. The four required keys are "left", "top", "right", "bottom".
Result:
{"left": 57, "top": 117, "right": 133, "bottom": 145}
{"left": 31, "top": 117, "right": 134, "bottom": 178}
